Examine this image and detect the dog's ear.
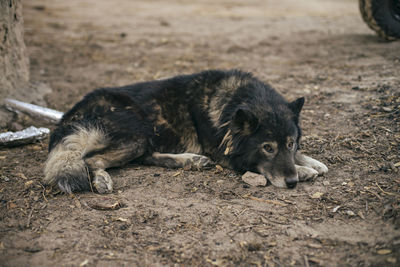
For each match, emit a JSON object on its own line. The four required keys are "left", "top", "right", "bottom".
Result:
{"left": 288, "top": 97, "right": 305, "bottom": 116}
{"left": 233, "top": 109, "right": 259, "bottom": 135}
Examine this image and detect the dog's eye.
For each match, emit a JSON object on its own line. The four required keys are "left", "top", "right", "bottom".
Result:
{"left": 263, "top": 144, "right": 274, "bottom": 153}
{"left": 287, "top": 141, "right": 295, "bottom": 150}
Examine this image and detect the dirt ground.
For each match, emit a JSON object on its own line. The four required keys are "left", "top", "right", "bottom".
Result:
{"left": 1, "top": 0, "right": 400, "bottom": 266}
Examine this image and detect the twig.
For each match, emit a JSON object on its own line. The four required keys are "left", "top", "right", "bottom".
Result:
{"left": 259, "top": 214, "right": 290, "bottom": 225}
{"left": 304, "top": 255, "right": 310, "bottom": 267}
{"left": 26, "top": 207, "right": 34, "bottom": 228}
{"left": 87, "top": 201, "right": 123, "bottom": 211}
{"left": 38, "top": 182, "right": 48, "bottom": 202}
{"left": 244, "top": 195, "right": 288, "bottom": 207}
{"left": 365, "top": 189, "right": 382, "bottom": 200}
{"left": 375, "top": 181, "right": 399, "bottom": 197}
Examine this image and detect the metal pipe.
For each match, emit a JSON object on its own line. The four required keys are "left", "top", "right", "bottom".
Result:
{"left": 4, "top": 98, "right": 64, "bottom": 123}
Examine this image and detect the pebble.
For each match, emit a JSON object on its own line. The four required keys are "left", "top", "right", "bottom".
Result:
{"left": 346, "top": 210, "right": 355, "bottom": 216}
{"left": 241, "top": 171, "right": 267, "bottom": 187}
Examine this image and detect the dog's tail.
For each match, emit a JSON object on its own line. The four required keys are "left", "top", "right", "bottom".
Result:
{"left": 43, "top": 126, "right": 107, "bottom": 193}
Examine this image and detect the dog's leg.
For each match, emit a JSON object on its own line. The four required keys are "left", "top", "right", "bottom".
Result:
{"left": 295, "top": 152, "right": 328, "bottom": 177}
{"left": 144, "top": 152, "right": 214, "bottom": 170}
{"left": 84, "top": 140, "right": 147, "bottom": 193}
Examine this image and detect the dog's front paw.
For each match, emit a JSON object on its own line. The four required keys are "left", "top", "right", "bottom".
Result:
{"left": 295, "top": 153, "right": 328, "bottom": 176}
{"left": 92, "top": 170, "right": 113, "bottom": 194}
{"left": 296, "top": 165, "right": 318, "bottom": 182}
{"left": 311, "top": 160, "right": 328, "bottom": 175}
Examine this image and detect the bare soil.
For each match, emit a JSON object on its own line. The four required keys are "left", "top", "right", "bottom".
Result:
{"left": 1, "top": 0, "right": 400, "bottom": 266}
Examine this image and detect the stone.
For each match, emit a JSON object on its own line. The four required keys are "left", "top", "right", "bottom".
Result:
{"left": 241, "top": 171, "right": 267, "bottom": 187}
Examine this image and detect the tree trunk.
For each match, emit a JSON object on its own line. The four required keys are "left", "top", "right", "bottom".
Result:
{"left": 0, "top": 0, "right": 30, "bottom": 127}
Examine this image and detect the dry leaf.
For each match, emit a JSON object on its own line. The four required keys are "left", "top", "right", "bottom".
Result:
{"left": 88, "top": 201, "right": 122, "bottom": 211}
{"left": 311, "top": 192, "right": 324, "bottom": 199}
{"left": 307, "top": 243, "right": 322, "bottom": 249}
{"left": 377, "top": 249, "right": 391, "bottom": 255}
{"left": 17, "top": 173, "right": 27, "bottom": 180}
{"left": 215, "top": 165, "right": 223, "bottom": 172}
{"left": 386, "top": 257, "right": 396, "bottom": 263}
{"left": 24, "top": 180, "right": 34, "bottom": 188}
{"left": 357, "top": 211, "right": 365, "bottom": 219}
{"left": 332, "top": 205, "right": 341, "bottom": 212}
{"left": 172, "top": 171, "right": 181, "bottom": 177}
{"left": 8, "top": 202, "right": 17, "bottom": 209}
{"left": 30, "top": 145, "right": 42, "bottom": 151}
{"left": 74, "top": 199, "right": 82, "bottom": 209}
{"left": 79, "top": 259, "right": 89, "bottom": 266}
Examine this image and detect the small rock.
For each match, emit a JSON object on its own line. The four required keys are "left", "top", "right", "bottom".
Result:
{"left": 241, "top": 171, "right": 267, "bottom": 187}
{"left": 382, "top": 107, "right": 392, "bottom": 112}
{"left": 346, "top": 210, "right": 355, "bottom": 216}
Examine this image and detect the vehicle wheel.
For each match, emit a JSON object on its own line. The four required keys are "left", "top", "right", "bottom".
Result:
{"left": 359, "top": 0, "right": 400, "bottom": 40}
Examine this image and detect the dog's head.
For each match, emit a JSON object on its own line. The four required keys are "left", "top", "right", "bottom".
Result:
{"left": 227, "top": 97, "right": 304, "bottom": 189}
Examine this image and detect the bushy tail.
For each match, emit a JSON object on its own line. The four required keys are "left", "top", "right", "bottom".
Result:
{"left": 43, "top": 126, "right": 107, "bottom": 193}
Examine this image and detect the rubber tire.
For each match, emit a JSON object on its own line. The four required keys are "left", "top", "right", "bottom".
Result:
{"left": 359, "top": 0, "right": 400, "bottom": 40}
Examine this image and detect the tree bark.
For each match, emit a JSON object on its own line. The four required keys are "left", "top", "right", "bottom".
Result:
{"left": 0, "top": 0, "right": 30, "bottom": 127}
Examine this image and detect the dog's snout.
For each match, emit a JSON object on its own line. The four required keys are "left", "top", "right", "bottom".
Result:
{"left": 285, "top": 177, "right": 298, "bottom": 189}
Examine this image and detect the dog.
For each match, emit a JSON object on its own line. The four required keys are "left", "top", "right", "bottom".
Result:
{"left": 44, "top": 69, "right": 328, "bottom": 193}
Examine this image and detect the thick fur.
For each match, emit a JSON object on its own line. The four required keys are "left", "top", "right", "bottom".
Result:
{"left": 44, "top": 69, "right": 328, "bottom": 193}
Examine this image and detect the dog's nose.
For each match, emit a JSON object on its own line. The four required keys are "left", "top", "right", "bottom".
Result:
{"left": 285, "top": 177, "right": 298, "bottom": 189}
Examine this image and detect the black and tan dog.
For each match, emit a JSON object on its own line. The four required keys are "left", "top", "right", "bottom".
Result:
{"left": 44, "top": 70, "right": 328, "bottom": 193}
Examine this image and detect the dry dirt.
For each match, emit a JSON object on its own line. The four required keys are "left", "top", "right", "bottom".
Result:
{"left": 1, "top": 0, "right": 400, "bottom": 266}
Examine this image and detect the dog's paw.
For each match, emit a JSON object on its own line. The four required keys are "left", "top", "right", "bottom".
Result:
{"left": 190, "top": 155, "right": 215, "bottom": 170}
{"left": 311, "top": 160, "right": 328, "bottom": 175}
{"left": 92, "top": 170, "right": 113, "bottom": 194}
{"left": 296, "top": 153, "right": 328, "bottom": 176}
{"left": 296, "top": 165, "right": 318, "bottom": 182}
